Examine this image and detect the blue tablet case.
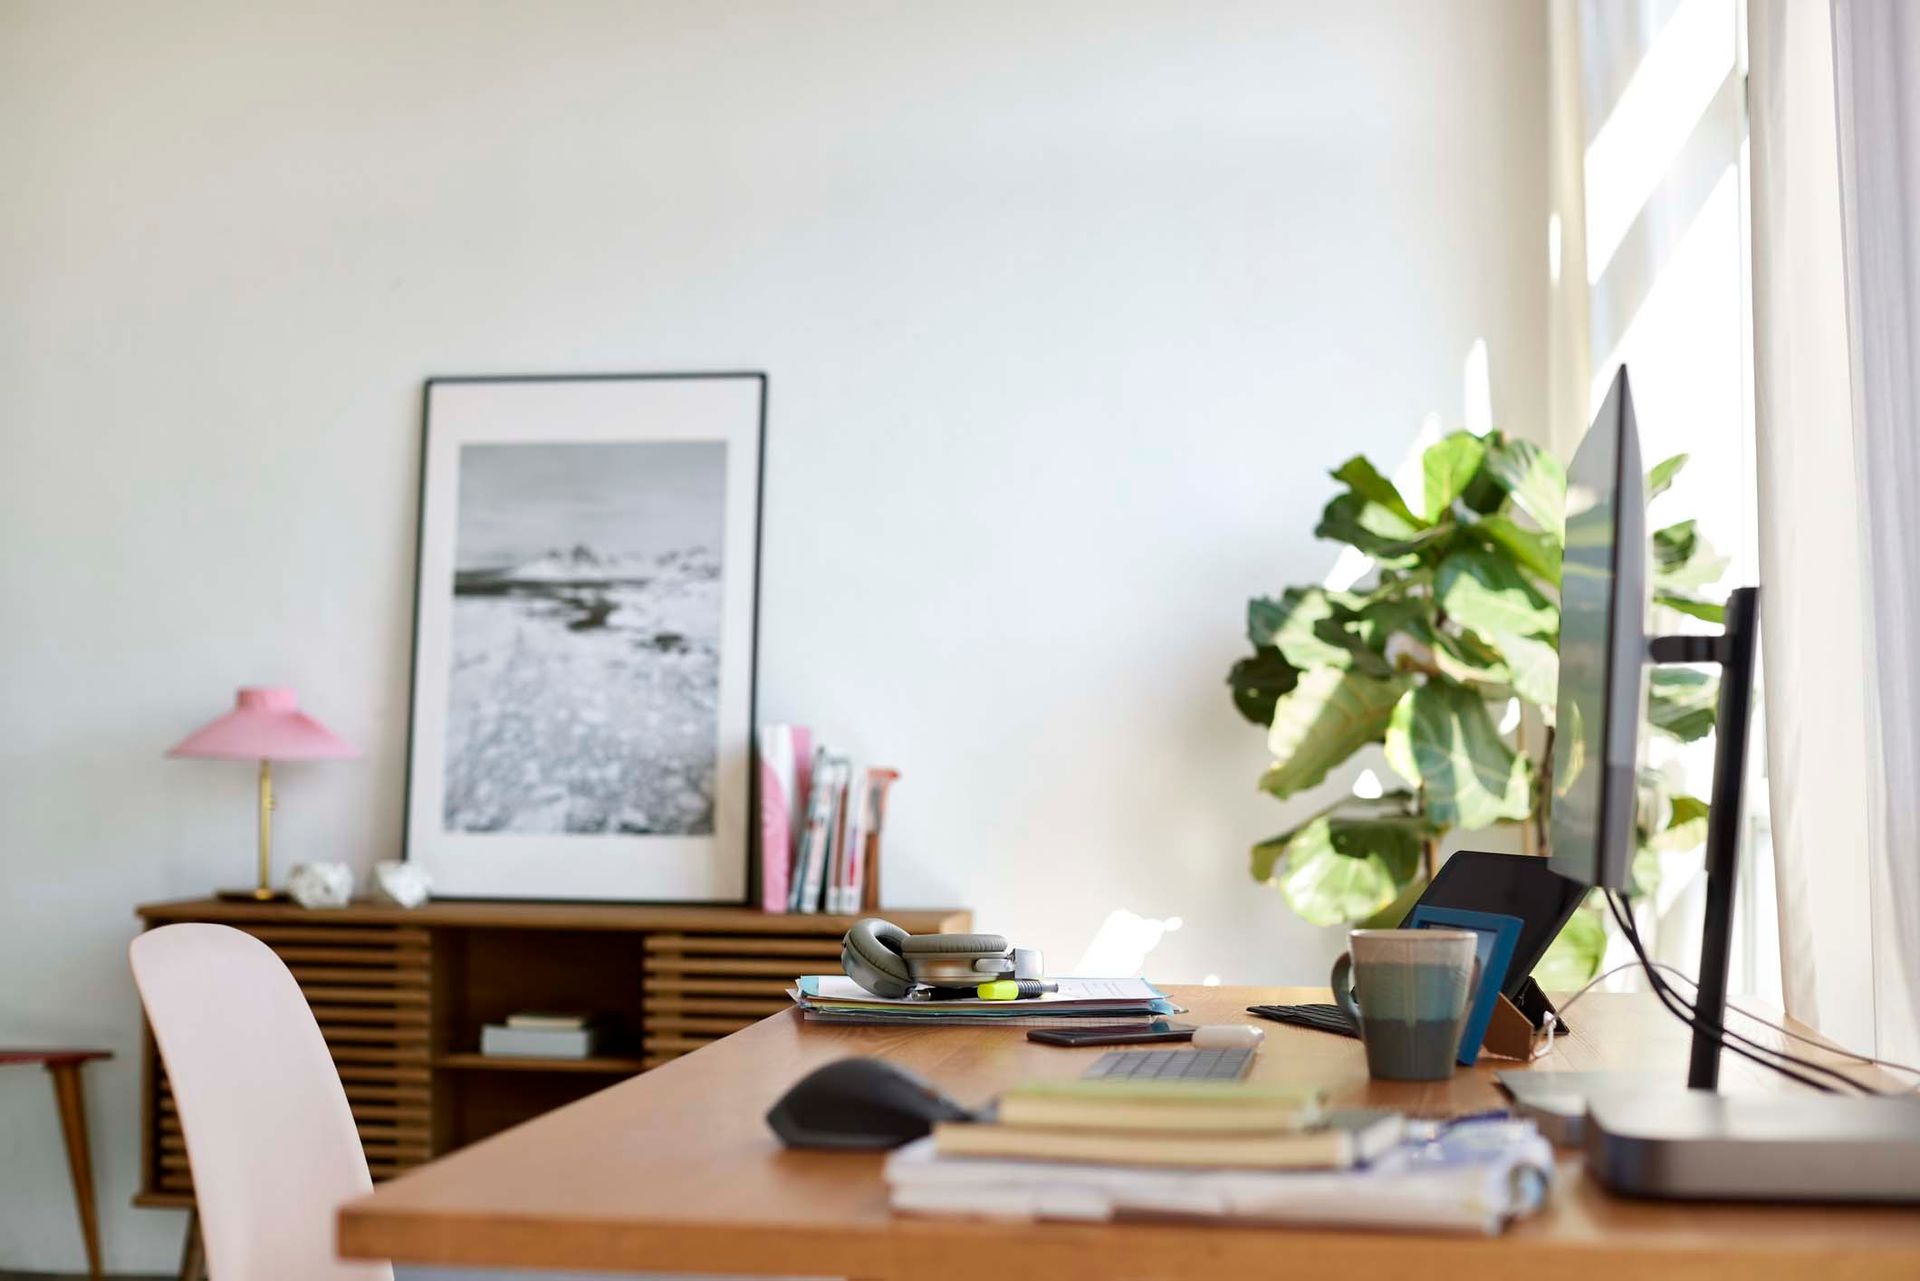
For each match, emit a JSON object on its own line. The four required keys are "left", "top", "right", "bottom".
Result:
{"left": 1405, "top": 906, "right": 1523, "bottom": 1065}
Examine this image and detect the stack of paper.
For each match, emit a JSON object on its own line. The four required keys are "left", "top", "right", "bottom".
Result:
{"left": 788, "top": 976, "right": 1176, "bottom": 1028}
{"left": 887, "top": 1117, "right": 1554, "bottom": 1235}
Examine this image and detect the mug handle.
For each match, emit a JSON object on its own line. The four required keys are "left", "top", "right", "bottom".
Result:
{"left": 1330, "top": 951, "right": 1362, "bottom": 1029}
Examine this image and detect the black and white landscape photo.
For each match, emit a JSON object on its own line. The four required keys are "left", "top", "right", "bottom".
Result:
{"left": 442, "top": 440, "right": 727, "bottom": 837}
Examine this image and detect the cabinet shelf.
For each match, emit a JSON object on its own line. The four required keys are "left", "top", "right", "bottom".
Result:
{"left": 434, "top": 1051, "right": 648, "bottom": 1075}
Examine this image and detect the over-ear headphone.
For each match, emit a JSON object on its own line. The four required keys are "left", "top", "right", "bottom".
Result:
{"left": 841, "top": 918, "right": 1042, "bottom": 998}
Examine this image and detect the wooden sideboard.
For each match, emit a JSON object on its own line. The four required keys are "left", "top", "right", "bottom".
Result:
{"left": 132, "top": 897, "right": 971, "bottom": 1209}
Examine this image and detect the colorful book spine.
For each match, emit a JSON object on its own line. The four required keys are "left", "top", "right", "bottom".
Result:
{"left": 755, "top": 725, "right": 798, "bottom": 914}
{"left": 832, "top": 768, "right": 869, "bottom": 914}
{"left": 791, "top": 748, "right": 838, "bottom": 913}
{"left": 787, "top": 726, "right": 813, "bottom": 879}
{"left": 862, "top": 768, "right": 899, "bottom": 912}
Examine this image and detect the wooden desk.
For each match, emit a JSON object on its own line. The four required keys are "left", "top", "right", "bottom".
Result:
{"left": 338, "top": 986, "right": 1920, "bottom": 1279}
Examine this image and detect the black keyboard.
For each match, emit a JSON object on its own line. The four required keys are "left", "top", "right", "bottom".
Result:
{"left": 1246, "top": 1003, "right": 1359, "bottom": 1039}
{"left": 1082, "top": 1046, "right": 1255, "bottom": 1082}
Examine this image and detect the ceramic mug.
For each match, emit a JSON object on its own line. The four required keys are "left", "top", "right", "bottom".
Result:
{"left": 1331, "top": 928, "right": 1480, "bottom": 1081}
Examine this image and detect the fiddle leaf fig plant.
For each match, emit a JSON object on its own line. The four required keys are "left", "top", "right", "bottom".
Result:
{"left": 1229, "top": 430, "right": 1727, "bottom": 979}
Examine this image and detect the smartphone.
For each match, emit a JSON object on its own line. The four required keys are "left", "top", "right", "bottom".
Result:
{"left": 1026, "top": 1023, "right": 1194, "bottom": 1048}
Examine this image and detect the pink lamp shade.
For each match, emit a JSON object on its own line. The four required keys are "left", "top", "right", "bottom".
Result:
{"left": 167, "top": 688, "right": 358, "bottom": 762}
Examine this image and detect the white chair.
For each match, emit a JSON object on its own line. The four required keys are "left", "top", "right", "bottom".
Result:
{"left": 130, "top": 923, "right": 392, "bottom": 1281}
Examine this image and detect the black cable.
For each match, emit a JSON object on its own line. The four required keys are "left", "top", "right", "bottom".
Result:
{"left": 1602, "top": 891, "right": 1872, "bottom": 1094}
{"left": 1603, "top": 891, "right": 1861, "bottom": 1095}
{"left": 1604, "top": 892, "right": 1837, "bottom": 1093}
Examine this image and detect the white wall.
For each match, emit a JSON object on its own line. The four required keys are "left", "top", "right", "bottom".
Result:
{"left": 0, "top": 0, "right": 1545, "bottom": 1270}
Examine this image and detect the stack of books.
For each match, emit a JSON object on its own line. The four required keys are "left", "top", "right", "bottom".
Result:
{"left": 788, "top": 976, "right": 1176, "bottom": 1028}
{"left": 757, "top": 723, "right": 898, "bottom": 914}
{"left": 934, "top": 1080, "right": 1393, "bottom": 1168}
{"left": 887, "top": 1082, "right": 1555, "bottom": 1234}
{"left": 479, "top": 1011, "right": 605, "bottom": 1060}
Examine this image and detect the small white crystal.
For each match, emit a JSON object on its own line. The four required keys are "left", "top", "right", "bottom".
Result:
{"left": 372, "top": 860, "right": 432, "bottom": 909}
{"left": 287, "top": 861, "right": 354, "bottom": 909}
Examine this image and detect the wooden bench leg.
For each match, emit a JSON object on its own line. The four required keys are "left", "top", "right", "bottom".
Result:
{"left": 46, "top": 1060, "right": 103, "bottom": 1279}
{"left": 178, "top": 1207, "right": 205, "bottom": 1281}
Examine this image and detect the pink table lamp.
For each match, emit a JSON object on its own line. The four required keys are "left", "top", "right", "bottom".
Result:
{"left": 167, "top": 687, "right": 357, "bottom": 900}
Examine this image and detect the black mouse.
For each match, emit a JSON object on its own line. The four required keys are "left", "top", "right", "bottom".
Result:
{"left": 766, "top": 1057, "right": 976, "bottom": 1150}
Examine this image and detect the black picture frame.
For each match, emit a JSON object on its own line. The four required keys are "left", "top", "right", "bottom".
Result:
{"left": 400, "top": 372, "right": 766, "bottom": 903}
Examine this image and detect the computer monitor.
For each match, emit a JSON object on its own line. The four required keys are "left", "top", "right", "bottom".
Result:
{"left": 1539, "top": 362, "right": 1759, "bottom": 1094}
{"left": 1547, "top": 367, "right": 1648, "bottom": 894}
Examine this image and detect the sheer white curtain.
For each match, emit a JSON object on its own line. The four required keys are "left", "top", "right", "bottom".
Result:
{"left": 1749, "top": 0, "right": 1920, "bottom": 1058}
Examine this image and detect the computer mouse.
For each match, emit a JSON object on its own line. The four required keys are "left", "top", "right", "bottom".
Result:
{"left": 766, "top": 1057, "right": 976, "bottom": 1150}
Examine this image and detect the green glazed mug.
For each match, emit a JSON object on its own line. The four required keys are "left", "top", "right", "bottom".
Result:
{"left": 1331, "top": 928, "right": 1480, "bottom": 1082}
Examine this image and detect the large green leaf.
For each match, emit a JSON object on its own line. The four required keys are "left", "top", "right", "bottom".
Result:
{"left": 1652, "top": 520, "right": 1699, "bottom": 573}
{"left": 1383, "top": 681, "right": 1532, "bottom": 829}
{"left": 1351, "top": 596, "right": 1429, "bottom": 650}
{"left": 1360, "top": 874, "right": 1431, "bottom": 928}
{"left": 1310, "top": 617, "right": 1396, "bottom": 679}
{"left": 1227, "top": 645, "right": 1299, "bottom": 726}
{"left": 1485, "top": 438, "right": 1566, "bottom": 532}
{"left": 1655, "top": 592, "right": 1726, "bottom": 624}
{"left": 1436, "top": 548, "right": 1557, "bottom": 640}
{"left": 1648, "top": 667, "right": 1718, "bottom": 742}
{"left": 1647, "top": 453, "right": 1689, "bottom": 500}
{"left": 1271, "top": 821, "right": 1401, "bottom": 926}
{"left": 1533, "top": 899, "right": 1607, "bottom": 989}
{"left": 1332, "top": 455, "right": 1423, "bottom": 528}
{"left": 1424, "top": 624, "right": 1511, "bottom": 689}
{"left": 1249, "top": 588, "right": 1351, "bottom": 669}
{"left": 1314, "top": 493, "right": 1438, "bottom": 562}
{"left": 1423, "top": 431, "right": 1488, "bottom": 522}
{"left": 1260, "top": 669, "right": 1411, "bottom": 800}
{"left": 1472, "top": 513, "right": 1563, "bottom": 588}
{"left": 1647, "top": 792, "right": 1709, "bottom": 854}
{"left": 1653, "top": 519, "right": 1729, "bottom": 591}
{"left": 1496, "top": 631, "right": 1560, "bottom": 713}
{"left": 1254, "top": 808, "right": 1429, "bottom": 927}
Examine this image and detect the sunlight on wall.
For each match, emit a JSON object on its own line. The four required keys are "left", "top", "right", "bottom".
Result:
{"left": 1584, "top": 0, "right": 1736, "bottom": 284}
{"left": 1463, "top": 339, "right": 1494, "bottom": 437}
{"left": 1069, "top": 908, "right": 1183, "bottom": 977}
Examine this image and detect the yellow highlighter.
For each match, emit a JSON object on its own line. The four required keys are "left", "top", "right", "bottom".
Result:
{"left": 976, "top": 980, "right": 1059, "bottom": 1000}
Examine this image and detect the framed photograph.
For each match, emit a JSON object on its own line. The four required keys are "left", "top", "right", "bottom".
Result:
{"left": 403, "top": 373, "right": 765, "bottom": 901}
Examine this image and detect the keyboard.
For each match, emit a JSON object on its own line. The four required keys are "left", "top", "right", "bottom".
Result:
{"left": 1082, "top": 1046, "right": 1254, "bottom": 1082}
{"left": 1246, "top": 1003, "right": 1359, "bottom": 1039}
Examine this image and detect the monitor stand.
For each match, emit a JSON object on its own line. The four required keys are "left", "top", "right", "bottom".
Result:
{"left": 1505, "top": 587, "right": 1920, "bottom": 1204}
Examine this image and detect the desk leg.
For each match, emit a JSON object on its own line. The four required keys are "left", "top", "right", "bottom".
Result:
{"left": 46, "top": 1060, "right": 102, "bottom": 1280}
{"left": 178, "top": 1208, "right": 205, "bottom": 1281}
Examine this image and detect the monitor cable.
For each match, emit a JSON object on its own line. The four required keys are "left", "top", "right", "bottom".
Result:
{"left": 1549, "top": 957, "right": 1920, "bottom": 1093}
{"left": 1603, "top": 890, "right": 1873, "bottom": 1095}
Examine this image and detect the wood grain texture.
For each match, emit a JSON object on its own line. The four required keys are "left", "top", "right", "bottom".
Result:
{"left": 337, "top": 986, "right": 1920, "bottom": 1280}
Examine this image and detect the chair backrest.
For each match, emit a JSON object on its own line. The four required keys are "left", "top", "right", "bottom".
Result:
{"left": 131, "top": 924, "right": 392, "bottom": 1281}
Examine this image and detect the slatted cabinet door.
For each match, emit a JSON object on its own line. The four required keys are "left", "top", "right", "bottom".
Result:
{"left": 140, "top": 919, "right": 434, "bottom": 1202}
{"left": 640, "top": 931, "right": 846, "bottom": 1066}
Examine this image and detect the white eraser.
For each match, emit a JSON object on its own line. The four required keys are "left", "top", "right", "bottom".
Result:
{"left": 1191, "top": 1024, "right": 1265, "bottom": 1050}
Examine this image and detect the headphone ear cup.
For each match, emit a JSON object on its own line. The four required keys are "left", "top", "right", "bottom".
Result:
{"left": 841, "top": 918, "right": 915, "bottom": 998}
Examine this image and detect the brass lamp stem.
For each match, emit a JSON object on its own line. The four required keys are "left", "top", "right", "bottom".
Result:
{"left": 256, "top": 759, "right": 276, "bottom": 900}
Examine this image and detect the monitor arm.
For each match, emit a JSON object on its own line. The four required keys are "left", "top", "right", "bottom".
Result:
{"left": 1645, "top": 586, "right": 1760, "bottom": 1091}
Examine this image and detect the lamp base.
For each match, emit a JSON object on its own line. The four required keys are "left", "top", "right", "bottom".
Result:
{"left": 216, "top": 887, "right": 287, "bottom": 903}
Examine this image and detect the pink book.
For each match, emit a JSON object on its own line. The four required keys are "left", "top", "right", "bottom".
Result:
{"left": 756, "top": 725, "right": 797, "bottom": 913}
{"left": 789, "top": 727, "right": 813, "bottom": 877}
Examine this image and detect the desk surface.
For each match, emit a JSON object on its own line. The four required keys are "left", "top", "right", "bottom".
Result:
{"left": 338, "top": 986, "right": 1920, "bottom": 1279}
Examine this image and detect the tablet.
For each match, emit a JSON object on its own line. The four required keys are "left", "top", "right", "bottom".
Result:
{"left": 1414, "top": 850, "right": 1587, "bottom": 998}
